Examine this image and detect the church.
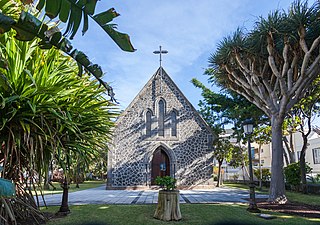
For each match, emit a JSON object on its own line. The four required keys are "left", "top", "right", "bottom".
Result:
{"left": 107, "top": 66, "right": 215, "bottom": 189}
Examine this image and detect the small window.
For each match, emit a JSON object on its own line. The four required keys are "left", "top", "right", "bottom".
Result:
{"left": 313, "top": 148, "right": 320, "bottom": 164}
{"left": 146, "top": 110, "right": 152, "bottom": 137}
{"left": 158, "top": 100, "right": 165, "bottom": 136}
{"left": 171, "top": 111, "right": 177, "bottom": 136}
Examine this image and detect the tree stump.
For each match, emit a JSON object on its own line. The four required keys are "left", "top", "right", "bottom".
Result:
{"left": 154, "top": 190, "right": 182, "bottom": 221}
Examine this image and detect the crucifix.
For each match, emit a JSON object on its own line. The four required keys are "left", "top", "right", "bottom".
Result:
{"left": 153, "top": 46, "right": 168, "bottom": 93}
{"left": 153, "top": 45, "right": 168, "bottom": 68}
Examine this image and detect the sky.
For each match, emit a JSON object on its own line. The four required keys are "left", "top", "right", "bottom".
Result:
{"left": 70, "top": 0, "right": 317, "bottom": 115}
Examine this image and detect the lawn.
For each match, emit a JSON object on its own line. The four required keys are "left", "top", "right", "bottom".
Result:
{"left": 33, "top": 180, "right": 105, "bottom": 195}
{"left": 42, "top": 204, "right": 320, "bottom": 225}
{"left": 224, "top": 182, "right": 320, "bottom": 206}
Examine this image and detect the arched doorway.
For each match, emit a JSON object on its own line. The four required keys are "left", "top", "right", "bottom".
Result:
{"left": 151, "top": 147, "right": 170, "bottom": 185}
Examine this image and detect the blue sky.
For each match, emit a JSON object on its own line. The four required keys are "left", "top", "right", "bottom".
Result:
{"left": 71, "top": 0, "right": 314, "bottom": 112}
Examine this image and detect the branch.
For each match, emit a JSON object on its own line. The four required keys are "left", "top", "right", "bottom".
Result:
{"left": 287, "top": 53, "right": 297, "bottom": 90}
{"left": 299, "top": 26, "right": 308, "bottom": 53}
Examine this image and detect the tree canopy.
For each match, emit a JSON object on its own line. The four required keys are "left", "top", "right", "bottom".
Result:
{"left": 206, "top": 0, "right": 320, "bottom": 202}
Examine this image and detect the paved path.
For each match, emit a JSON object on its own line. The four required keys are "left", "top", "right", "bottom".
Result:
{"left": 38, "top": 185, "right": 268, "bottom": 206}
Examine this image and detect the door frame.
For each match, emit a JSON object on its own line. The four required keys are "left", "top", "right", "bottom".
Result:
{"left": 144, "top": 143, "right": 177, "bottom": 186}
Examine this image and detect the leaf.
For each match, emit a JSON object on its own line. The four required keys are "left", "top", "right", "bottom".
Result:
{"left": 59, "top": 0, "right": 71, "bottom": 23}
{"left": 75, "top": 51, "right": 90, "bottom": 67}
{"left": 45, "top": 0, "right": 62, "bottom": 19}
{"left": 36, "top": 0, "right": 46, "bottom": 11}
{"left": 66, "top": 3, "right": 82, "bottom": 39}
{"left": 91, "top": 9, "right": 135, "bottom": 52}
{"left": 14, "top": 11, "right": 47, "bottom": 41}
{"left": 0, "top": 13, "right": 15, "bottom": 34}
{"left": 0, "top": 74, "right": 12, "bottom": 93}
{"left": 84, "top": 0, "right": 98, "bottom": 15}
{"left": 38, "top": 40, "right": 53, "bottom": 49}
{"left": 34, "top": 0, "right": 135, "bottom": 51}
{"left": 27, "top": 100, "right": 36, "bottom": 114}
{"left": 56, "top": 37, "right": 73, "bottom": 52}
{"left": 77, "top": 62, "right": 83, "bottom": 77}
{"left": 102, "top": 25, "right": 135, "bottom": 52}
{"left": 92, "top": 8, "right": 119, "bottom": 25}
{"left": 82, "top": 11, "right": 88, "bottom": 35}
{"left": 86, "top": 64, "right": 103, "bottom": 78}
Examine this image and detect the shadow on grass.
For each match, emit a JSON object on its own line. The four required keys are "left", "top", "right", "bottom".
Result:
{"left": 208, "top": 222, "right": 254, "bottom": 225}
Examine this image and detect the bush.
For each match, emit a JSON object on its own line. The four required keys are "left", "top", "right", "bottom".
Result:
{"left": 314, "top": 174, "right": 320, "bottom": 183}
{"left": 232, "top": 174, "right": 239, "bottom": 180}
{"left": 284, "top": 162, "right": 312, "bottom": 188}
{"left": 254, "top": 169, "right": 271, "bottom": 183}
{"left": 155, "top": 176, "right": 176, "bottom": 191}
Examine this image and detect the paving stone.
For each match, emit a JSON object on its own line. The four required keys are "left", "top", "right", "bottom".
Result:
{"left": 38, "top": 185, "right": 268, "bottom": 206}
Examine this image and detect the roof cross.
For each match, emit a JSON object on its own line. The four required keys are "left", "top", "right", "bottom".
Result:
{"left": 153, "top": 46, "right": 168, "bottom": 68}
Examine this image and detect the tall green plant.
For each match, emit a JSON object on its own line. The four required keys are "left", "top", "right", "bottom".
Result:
{"left": 0, "top": 31, "right": 117, "bottom": 221}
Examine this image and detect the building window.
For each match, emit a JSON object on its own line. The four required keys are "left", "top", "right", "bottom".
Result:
{"left": 146, "top": 110, "right": 152, "bottom": 137}
{"left": 313, "top": 148, "right": 320, "bottom": 164}
{"left": 171, "top": 111, "right": 177, "bottom": 136}
{"left": 158, "top": 100, "right": 165, "bottom": 136}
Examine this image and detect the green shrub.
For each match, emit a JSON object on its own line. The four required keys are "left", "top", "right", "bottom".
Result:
{"left": 254, "top": 169, "right": 271, "bottom": 182}
{"left": 155, "top": 176, "right": 176, "bottom": 191}
{"left": 284, "top": 162, "right": 312, "bottom": 187}
{"left": 315, "top": 174, "right": 320, "bottom": 183}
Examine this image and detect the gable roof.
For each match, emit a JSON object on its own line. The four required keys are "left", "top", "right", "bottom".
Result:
{"left": 116, "top": 67, "right": 214, "bottom": 136}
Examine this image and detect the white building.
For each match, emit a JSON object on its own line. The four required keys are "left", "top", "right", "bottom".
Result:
{"left": 220, "top": 128, "right": 320, "bottom": 181}
{"left": 258, "top": 129, "right": 320, "bottom": 174}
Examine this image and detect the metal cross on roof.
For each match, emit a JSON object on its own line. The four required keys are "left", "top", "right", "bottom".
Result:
{"left": 153, "top": 46, "right": 168, "bottom": 68}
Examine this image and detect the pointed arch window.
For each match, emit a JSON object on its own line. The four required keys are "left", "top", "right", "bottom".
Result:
{"left": 146, "top": 110, "right": 152, "bottom": 137}
{"left": 171, "top": 111, "right": 177, "bottom": 136}
{"left": 158, "top": 100, "right": 165, "bottom": 136}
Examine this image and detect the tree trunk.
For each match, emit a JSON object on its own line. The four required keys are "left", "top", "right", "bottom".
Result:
{"left": 58, "top": 177, "right": 70, "bottom": 214}
{"left": 282, "top": 139, "right": 290, "bottom": 166}
{"left": 299, "top": 118, "right": 311, "bottom": 194}
{"left": 299, "top": 143, "right": 307, "bottom": 194}
{"left": 154, "top": 190, "right": 182, "bottom": 221}
{"left": 43, "top": 166, "right": 50, "bottom": 190}
{"left": 258, "top": 144, "right": 262, "bottom": 191}
{"left": 269, "top": 115, "right": 287, "bottom": 203}
{"left": 216, "top": 161, "right": 222, "bottom": 187}
{"left": 289, "top": 133, "right": 296, "bottom": 163}
{"left": 283, "top": 135, "right": 295, "bottom": 164}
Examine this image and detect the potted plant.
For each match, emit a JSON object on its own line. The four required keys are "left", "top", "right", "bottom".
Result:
{"left": 153, "top": 176, "right": 182, "bottom": 221}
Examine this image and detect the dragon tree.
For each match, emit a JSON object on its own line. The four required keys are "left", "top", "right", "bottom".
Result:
{"left": 207, "top": 1, "right": 320, "bottom": 203}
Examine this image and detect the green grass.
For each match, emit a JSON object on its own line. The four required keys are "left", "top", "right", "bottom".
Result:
{"left": 33, "top": 180, "right": 105, "bottom": 195}
{"left": 224, "top": 182, "right": 320, "bottom": 206}
{"left": 42, "top": 204, "right": 320, "bottom": 225}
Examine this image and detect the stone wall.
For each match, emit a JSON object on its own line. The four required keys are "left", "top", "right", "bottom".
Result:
{"left": 108, "top": 68, "right": 214, "bottom": 188}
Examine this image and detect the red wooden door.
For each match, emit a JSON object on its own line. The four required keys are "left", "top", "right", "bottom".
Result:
{"left": 151, "top": 148, "right": 170, "bottom": 185}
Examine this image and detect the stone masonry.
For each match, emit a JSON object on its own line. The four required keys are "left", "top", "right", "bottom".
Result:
{"left": 107, "top": 67, "right": 214, "bottom": 189}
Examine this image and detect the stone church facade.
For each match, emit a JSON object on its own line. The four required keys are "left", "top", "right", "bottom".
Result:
{"left": 107, "top": 67, "right": 214, "bottom": 189}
